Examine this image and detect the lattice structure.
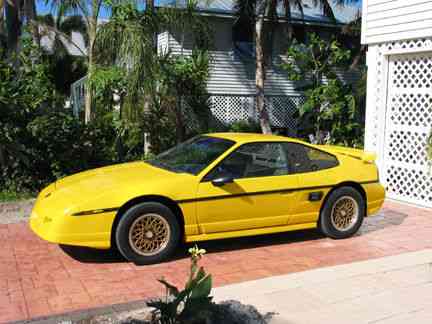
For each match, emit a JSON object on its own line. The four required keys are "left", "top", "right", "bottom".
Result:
{"left": 367, "top": 40, "right": 432, "bottom": 208}
{"left": 365, "top": 38, "right": 432, "bottom": 151}
{"left": 209, "top": 95, "right": 303, "bottom": 131}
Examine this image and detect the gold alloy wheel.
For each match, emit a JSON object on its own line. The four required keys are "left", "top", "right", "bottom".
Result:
{"left": 330, "top": 196, "right": 359, "bottom": 232}
{"left": 128, "top": 213, "right": 171, "bottom": 256}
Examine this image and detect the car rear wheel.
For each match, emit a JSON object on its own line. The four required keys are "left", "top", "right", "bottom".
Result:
{"left": 115, "top": 202, "right": 180, "bottom": 264}
{"left": 319, "top": 187, "right": 365, "bottom": 239}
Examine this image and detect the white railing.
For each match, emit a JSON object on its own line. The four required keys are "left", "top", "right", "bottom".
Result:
{"left": 70, "top": 75, "right": 87, "bottom": 117}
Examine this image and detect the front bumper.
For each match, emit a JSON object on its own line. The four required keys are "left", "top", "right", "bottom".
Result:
{"left": 29, "top": 188, "right": 116, "bottom": 249}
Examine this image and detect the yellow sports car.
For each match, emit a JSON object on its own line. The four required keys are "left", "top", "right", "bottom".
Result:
{"left": 30, "top": 133, "right": 385, "bottom": 264}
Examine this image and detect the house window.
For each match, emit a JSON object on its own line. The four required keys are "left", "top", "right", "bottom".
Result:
{"left": 293, "top": 25, "right": 306, "bottom": 43}
{"left": 233, "top": 19, "right": 255, "bottom": 58}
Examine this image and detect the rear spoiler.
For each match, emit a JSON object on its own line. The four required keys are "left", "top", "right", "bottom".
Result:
{"left": 318, "top": 145, "right": 377, "bottom": 164}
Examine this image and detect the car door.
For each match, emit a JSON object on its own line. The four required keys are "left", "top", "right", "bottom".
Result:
{"left": 283, "top": 142, "right": 341, "bottom": 225}
{"left": 196, "top": 142, "right": 300, "bottom": 234}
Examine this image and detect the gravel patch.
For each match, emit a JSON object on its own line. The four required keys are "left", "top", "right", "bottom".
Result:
{"left": 0, "top": 199, "right": 35, "bottom": 224}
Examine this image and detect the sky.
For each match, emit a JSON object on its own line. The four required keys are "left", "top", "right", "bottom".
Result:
{"left": 36, "top": 0, "right": 362, "bottom": 19}
{"left": 35, "top": 0, "right": 163, "bottom": 18}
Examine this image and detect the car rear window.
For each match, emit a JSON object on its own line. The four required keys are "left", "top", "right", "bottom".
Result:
{"left": 283, "top": 143, "right": 339, "bottom": 173}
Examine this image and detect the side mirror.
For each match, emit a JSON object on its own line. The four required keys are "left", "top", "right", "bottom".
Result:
{"left": 211, "top": 175, "right": 234, "bottom": 187}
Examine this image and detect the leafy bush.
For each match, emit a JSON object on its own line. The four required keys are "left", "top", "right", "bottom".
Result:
{"left": 228, "top": 119, "right": 261, "bottom": 133}
{"left": 0, "top": 39, "right": 64, "bottom": 191}
{"left": 0, "top": 38, "right": 121, "bottom": 193}
{"left": 298, "top": 80, "right": 364, "bottom": 147}
{"left": 283, "top": 34, "right": 364, "bottom": 147}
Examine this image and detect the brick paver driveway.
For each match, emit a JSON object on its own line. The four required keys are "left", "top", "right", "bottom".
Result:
{"left": 0, "top": 201, "right": 431, "bottom": 322}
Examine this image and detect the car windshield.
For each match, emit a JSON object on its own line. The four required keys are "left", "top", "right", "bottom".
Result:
{"left": 147, "top": 136, "right": 235, "bottom": 175}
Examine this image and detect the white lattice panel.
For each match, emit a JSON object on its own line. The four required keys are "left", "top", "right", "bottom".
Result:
{"left": 365, "top": 38, "right": 432, "bottom": 153}
{"left": 382, "top": 52, "right": 432, "bottom": 207}
{"left": 209, "top": 95, "right": 302, "bottom": 130}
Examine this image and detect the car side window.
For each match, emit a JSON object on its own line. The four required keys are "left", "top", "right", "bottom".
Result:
{"left": 207, "top": 142, "right": 290, "bottom": 180}
{"left": 283, "top": 143, "right": 339, "bottom": 173}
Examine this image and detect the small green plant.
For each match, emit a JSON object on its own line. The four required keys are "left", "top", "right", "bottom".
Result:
{"left": 148, "top": 245, "right": 213, "bottom": 324}
{"left": 0, "top": 189, "right": 34, "bottom": 202}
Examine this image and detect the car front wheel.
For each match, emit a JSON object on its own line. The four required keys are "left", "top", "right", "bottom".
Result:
{"left": 319, "top": 187, "right": 365, "bottom": 239}
{"left": 115, "top": 202, "right": 180, "bottom": 264}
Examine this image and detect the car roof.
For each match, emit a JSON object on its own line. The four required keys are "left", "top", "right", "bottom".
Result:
{"left": 205, "top": 132, "right": 306, "bottom": 144}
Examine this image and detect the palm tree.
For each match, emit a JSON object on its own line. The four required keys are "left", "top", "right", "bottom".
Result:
{"left": 235, "top": 0, "right": 359, "bottom": 134}
{"left": 37, "top": 12, "right": 87, "bottom": 94}
{"left": 95, "top": 1, "right": 211, "bottom": 139}
{"left": 0, "top": 0, "right": 39, "bottom": 56}
{"left": 45, "top": 0, "right": 105, "bottom": 123}
{"left": 37, "top": 12, "right": 88, "bottom": 58}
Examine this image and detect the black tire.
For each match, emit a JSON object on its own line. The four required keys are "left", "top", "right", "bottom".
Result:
{"left": 115, "top": 202, "right": 180, "bottom": 264}
{"left": 319, "top": 187, "right": 365, "bottom": 239}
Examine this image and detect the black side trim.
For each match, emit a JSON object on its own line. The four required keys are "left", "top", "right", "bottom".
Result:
{"left": 69, "top": 180, "right": 380, "bottom": 214}
{"left": 176, "top": 180, "right": 379, "bottom": 204}
{"left": 72, "top": 207, "right": 119, "bottom": 216}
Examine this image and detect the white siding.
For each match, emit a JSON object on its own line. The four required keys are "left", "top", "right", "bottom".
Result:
{"left": 157, "top": 31, "right": 169, "bottom": 55}
{"left": 164, "top": 17, "right": 359, "bottom": 95}
{"left": 362, "top": 0, "right": 432, "bottom": 44}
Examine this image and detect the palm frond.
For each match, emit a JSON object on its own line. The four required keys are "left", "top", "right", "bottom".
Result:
{"left": 293, "top": 0, "right": 304, "bottom": 21}
{"left": 342, "top": 12, "right": 361, "bottom": 36}
{"left": 48, "top": 0, "right": 90, "bottom": 18}
{"left": 233, "top": 0, "right": 255, "bottom": 24}
{"left": 36, "top": 14, "right": 55, "bottom": 27}
{"left": 312, "top": 0, "right": 336, "bottom": 22}
{"left": 38, "top": 22, "right": 87, "bottom": 56}
{"left": 60, "top": 15, "right": 88, "bottom": 46}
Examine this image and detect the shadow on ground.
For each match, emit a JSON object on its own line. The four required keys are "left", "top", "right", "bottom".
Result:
{"left": 59, "top": 208, "right": 408, "bottom": 265}
{"left": 60, "top": 229, "right": 324, "bottom": 265}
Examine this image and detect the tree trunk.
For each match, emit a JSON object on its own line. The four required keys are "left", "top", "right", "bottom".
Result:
{"left": 84, "top": 8, "right": 97, "bottom": 124}
{"left": 24, "top": 0, "right": 39, "bottom": 47}
{"left": 146, "top": 0, "right": 154, "bottom": 12}
{"left": 175, "top": 98, "right": 185, "bottom": 143}
{"left": 283, "top": 0, "right": 294, "bottom": 45}
{"left": 255, "top": 1, "right": 272, "bottom": 134}
{"left": 5, "top": 0, "right": 21, "bottom": 56}
{"left": 84, "top": 35, "right": 95, "bottom": 123}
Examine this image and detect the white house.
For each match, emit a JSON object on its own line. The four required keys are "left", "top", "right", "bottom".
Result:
{"left": 157, "top": 0, "right": 360, "bottom": 131}
{"left": 362, "top": 0, "right": 432, "bottom": 208}
{"left": 71, "top": 0, "right": 360, "bottom": 128}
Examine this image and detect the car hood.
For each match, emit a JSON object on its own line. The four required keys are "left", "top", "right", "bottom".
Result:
{"left": 41, "top": 161, "right": 188, "bottom": 215}
{"left": 55, "top": 161, "right": 171, "bottom": 191}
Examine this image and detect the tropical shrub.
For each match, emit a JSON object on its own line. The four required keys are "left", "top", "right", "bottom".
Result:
{"left": 283, "top": 33, "right": 364, "bottom": 147}
{"left": 142, "top": 98, "right": 178, "bottom": 155}
{"left": 0, "top": 39, "right": 119, "bottom": 192}
{"left": 0, "top": 39, "right": 64, "bottom": 191}
{"left": 158, "top": 50, "right": 212, "bottom": 143}
{"left": 148, "top": 246, "right": 213, "bottom": 324}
